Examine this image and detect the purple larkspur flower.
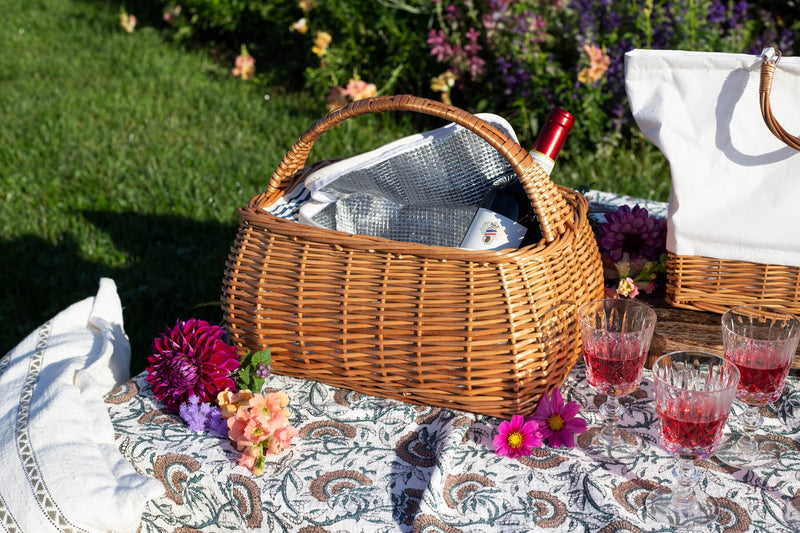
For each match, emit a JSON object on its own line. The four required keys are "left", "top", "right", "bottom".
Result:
{"left": 179, "top": 395, "right": 228, "bottom": 436}
{"left": 146, "top": 318, "right": 240, "bottom": 412}
{"left": 596, "top": 205, "right": 667, "bottom": 263}
{"left": 707, "top": 0, "right": 727, "bottom": 24}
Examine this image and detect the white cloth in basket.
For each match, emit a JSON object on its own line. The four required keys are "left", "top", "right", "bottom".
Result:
{"left": 0, "top": 278, "right": 164, "bottom": 532}
{"left": 625, "top": 48, "right": 800, "bottom": 268}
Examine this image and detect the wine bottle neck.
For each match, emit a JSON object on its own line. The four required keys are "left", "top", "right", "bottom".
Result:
{"left": 531, "top": 108, "right": 574, "bottom": 166}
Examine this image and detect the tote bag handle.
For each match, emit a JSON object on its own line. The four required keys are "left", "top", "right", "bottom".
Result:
{"left": 760, "top": 48, "right": 800, "bottom": 151}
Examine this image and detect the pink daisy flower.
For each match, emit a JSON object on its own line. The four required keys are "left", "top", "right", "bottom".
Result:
{"left": 493, "top": 415, "right": 543, "bottom": 458}
{"left": 532, "top": 387, "right": 587, "bottom": 448}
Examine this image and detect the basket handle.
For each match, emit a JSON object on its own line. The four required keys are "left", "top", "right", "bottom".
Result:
{"left": 252, "top": 94, "right": 573, "bottom": 243}
{"left": 759, "top": 48, "right": 800, "bottom": 151}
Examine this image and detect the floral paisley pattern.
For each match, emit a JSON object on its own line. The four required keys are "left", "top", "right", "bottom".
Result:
{"left": 107, "top": 361, "right": 800, "bottom": 532}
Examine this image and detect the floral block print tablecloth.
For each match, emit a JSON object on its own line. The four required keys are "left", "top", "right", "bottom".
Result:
{"left": 106, "top": 361, "right": 800, "bottom": 533}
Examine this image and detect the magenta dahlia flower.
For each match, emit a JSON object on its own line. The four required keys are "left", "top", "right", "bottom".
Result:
{"left": 146, "top": 318, "right": 240, "bottom": 412}
{"left": 596, "top": 205, "right": 666, "bottom": 263}
{"left": 532, "top": 387, "right": 587, "bottom": 449}
{"left": 493, "top": 415, "right": 543, "bottom": 458}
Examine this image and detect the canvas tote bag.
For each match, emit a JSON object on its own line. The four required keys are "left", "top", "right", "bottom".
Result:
{"left": 625, "top": 48, "right": 800, "bottom": 313}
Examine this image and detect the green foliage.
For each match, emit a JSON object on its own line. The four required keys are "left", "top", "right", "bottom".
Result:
{"left": 13, "top": 0, "right": 784, "bottom": 376}
{"left": 0, "top": 0, "right": 422, "bottom": 372}
{"left": 234, "top": 348, "right": 272, "bottom": 392}
{"left": 147, "top": 0, "right": 798, "bottom": 160}
{"left": 299, "top": 0, "right": 437, "bottom": 98}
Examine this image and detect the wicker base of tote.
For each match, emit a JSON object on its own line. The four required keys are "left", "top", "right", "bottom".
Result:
{"left": 221, "top": 96, "right": 605, "bottom": 419}
{"left": 666, "top": 253, "right": 800, "bottom": 316}
{"left": 667, "top": 252, "right": 800, "bottom": 369}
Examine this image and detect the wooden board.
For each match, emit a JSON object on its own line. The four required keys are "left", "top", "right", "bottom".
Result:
{"left": 642, "top": 292, "right": 800, "bottom": 371}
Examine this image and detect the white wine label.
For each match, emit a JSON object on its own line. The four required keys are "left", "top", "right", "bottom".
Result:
{"left": 460, "top": 208, "right": 527, "bottom": 251}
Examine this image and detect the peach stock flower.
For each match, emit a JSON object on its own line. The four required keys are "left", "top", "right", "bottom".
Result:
{"left": 273, "top": 426, "right": 300, "bottom": 453}
{"left": 578, "top": 44, "right": 610, "bottom": 84}
{"left": 430, "top": 71, "right": 456, "bottom": 105}
{"left": 238, "top": 445, "right": 265, "bottom": 476}
{"left": 290, "top": 18, "right": 309, "bottom": 34}
{"left": 120, "top": 8, "right": 136, "bottom": 33}
{"left": 616, "top": 277, "right": 640, "bottom": 299}
{"left": 232, "top": 45, "right": 256, "bottom": 80}
{"left": 218, "top": 388, "right": 299, "bottom": 475}
{"left": 299, "top": 0, "right": 316, "bottom": 11}
{"left": 162, "top": 5, "right": 181, "bottom": 24}
{"left": 345, "top": 79, "right": 377, "bottom": 101}
{"left": 312, "top": 31, "right": 332, "bottom": 57}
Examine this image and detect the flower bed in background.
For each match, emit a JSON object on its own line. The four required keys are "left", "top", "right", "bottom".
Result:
{"left": 138, "top": 0, "right": 798, "bottom": 155}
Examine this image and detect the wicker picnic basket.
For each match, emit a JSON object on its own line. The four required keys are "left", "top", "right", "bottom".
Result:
{"left": 221, "top": 95, "right": 604, "bottom": 419}
{"left": 666, "top": 54, "right": 800, "bottom": 320}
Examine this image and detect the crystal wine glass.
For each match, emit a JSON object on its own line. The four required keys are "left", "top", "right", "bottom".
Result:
{"left": 578, "top": 298, "right": 657, "bottom": 460}
{"left": 787, "top": 491, "right": 800, "bottom": 528}
{"left": 646, "top": 351, "right": 740, "bottom": 528}
{"left": 714, "top": 305, "right": 800, "bottom": 470}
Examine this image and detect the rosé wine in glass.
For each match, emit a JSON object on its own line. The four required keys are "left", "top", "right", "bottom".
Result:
{"left": 715, "top": 305, "right": 800, "bottom": 470}
{"left": 646, "top": 351, "right": 740, "bottom": 528}
{"left": 657, "top": 405, "right": 729, "bottom": 459}
{"left": 578, "top": 299, "right": 656, "bottom": 461}
{"left": 730, "top": 346, "right": 792, "bottom": 404}
{"left": 584, "top": 332, "right": 649, "bottom": 396}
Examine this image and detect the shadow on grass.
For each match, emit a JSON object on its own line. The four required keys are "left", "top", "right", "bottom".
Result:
{"left": 1, "top": 211, "right": 238, "bottom": 375}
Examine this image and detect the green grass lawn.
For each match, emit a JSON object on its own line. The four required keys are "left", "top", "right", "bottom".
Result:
{"left": 1, "top": 0, "right": 670, "bottom": 373}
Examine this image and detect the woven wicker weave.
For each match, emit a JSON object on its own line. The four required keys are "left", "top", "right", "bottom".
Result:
{"left": 222, "top": 95, "right": 604, "bottom": 419}
{"left": 667, "top": 54, "right": 800, "bottom": 329}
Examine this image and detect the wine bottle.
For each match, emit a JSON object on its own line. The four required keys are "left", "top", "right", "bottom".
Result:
{"left": 459, "top": 108, "right": 574, "bottom": 251}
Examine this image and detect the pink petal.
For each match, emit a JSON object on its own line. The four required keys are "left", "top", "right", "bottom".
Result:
{"left": 522, "top": 433, "right": 543, "bottom": 451}
{"left": 550, "top": 387, "right": 564, "bottom": 409}
{"left": 548, "top": 431, "right": 564, "bottom": 448}
{"left": 561, "top": 401, "right": 581, "bottom": 419}
{"left": 563, "top": 416, "right": 587, "bottom": 433}
{"left": 535, "top": 392, "right": 555, "bottom": 418}
{"left": 493, "top": 438, "right": 509, "bottom": 456}
{"left": 509, "top": 414, "right": 525, "bottom": 432}
{"left": 560, "top": 432, "right": 576, "bottom": 448}
{"left": 497, "top": 420, "right": 512, "bottom": 435}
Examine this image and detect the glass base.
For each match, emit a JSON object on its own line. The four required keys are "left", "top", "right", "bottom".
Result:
{"left": 579, "top": 426, "right": 643, "bottom": 462}
{"left": 785, "top": 496, "right": 800, "bottom": 526}
{"left": 714, "top": 431, "right": 780, "bottom": 470}
{"left": 645, "top": 487, "right": 718, "bottom": 528}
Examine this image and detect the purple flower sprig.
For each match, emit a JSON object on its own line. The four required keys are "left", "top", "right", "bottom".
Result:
{"left": 493, "top": 387, "right": 587, "bottom": 458}
{"left": 234, "top": 348, "right": 272, "bottom": 393}
{"left": 179, "top": 395, "right": 229, "bottom": 436}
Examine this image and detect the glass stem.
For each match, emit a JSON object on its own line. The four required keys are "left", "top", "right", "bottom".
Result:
{"left": 736, "top": 403, "right": 763, "bottom": 458}
{"left": 599, "top": 394, "right": 622, "bottom": 444}
{"left": 672, "top": 458, "right": 701, "bottom": 515}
